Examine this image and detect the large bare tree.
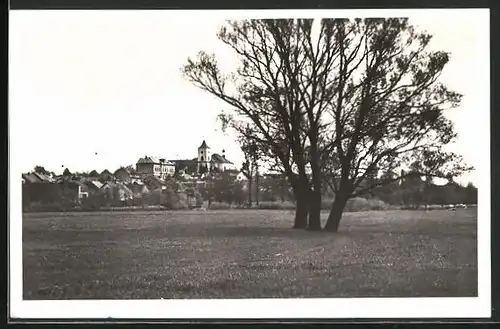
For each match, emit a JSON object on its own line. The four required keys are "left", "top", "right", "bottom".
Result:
{"left": 318, "top": 18, "right": 470, "bottom": 231}
{"left": 183, "top": 17, "right": 471, "bottom": 232}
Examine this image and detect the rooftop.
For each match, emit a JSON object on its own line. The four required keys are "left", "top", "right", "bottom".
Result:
{"left": 137, "top": 156, "right": 175, "bottom": 165}
{"left": 199, "top": 140, "right": 210, "bottom": 149}
{"left": 211, "top": 153, "right": 234, "bottom": 164}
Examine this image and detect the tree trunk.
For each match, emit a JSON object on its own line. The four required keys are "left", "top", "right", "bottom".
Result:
{"left": 255, "top": 167, "right": 260, "bottom": 206}
{"left": 305, "top": 112, "right": 322, "bottom": 231}
{"left": 307, "top": 189, "right": 322, "bottom": 231}
{"left": 292, "top": 185, "right": 309, "bottom": 229}
{"left": 307, "top": 142, "right": 322, "bottom": 231}
{"left": 248, "top": 174, "right": 253, "bottom": 207}
{"left": 324, "top": 193, "right": 348, "bottom": 232}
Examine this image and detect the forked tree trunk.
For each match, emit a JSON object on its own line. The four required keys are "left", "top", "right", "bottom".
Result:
{"left": 292, "top": 186, "right": 309, "bottom": 229}
{"left": 307, "top": 189, "right": 322, "bottom": 231}
{"left": 324, "top": 193, "right": 349, "bottom": 232}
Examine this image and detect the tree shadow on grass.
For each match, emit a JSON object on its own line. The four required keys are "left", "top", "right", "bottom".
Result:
{"left": 186, "top": 225, "right": 328, "bottom": 239}
{"left": 338, "top": 227, "right": 476, "bottom": 239}
{"left": 180, "top": 223, "right": 476, "bottom": 240}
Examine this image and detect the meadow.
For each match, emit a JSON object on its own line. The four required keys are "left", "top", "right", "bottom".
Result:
{"left": 23, "top": 209, "right": 477, "bottom": 299}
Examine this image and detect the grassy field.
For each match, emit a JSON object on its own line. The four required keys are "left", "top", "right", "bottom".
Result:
{"left": 23, "top": 209, "right": 477, "bottom": 299}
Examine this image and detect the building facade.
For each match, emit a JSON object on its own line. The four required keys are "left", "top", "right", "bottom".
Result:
{"left": 197, "top": 140, "right": 211, "bottom": 173}
{"left": 136, "top": 156, "right": 175, "bottom": 180}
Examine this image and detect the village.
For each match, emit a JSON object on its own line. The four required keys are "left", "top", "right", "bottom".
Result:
{"left": 21, "top": 140, "right": 258, "bottom": 211}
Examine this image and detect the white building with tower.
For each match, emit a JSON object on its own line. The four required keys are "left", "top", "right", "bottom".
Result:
{"left": 197, "top": 140, "right": 235, "bottom": 174}
{"left": 197, "top": 140, "right": 211, "bottom": 173}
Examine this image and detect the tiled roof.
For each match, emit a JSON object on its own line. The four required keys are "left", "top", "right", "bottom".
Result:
{"left": 86, "top": 180, "right": 103, "bottom": 189}
{"left": 127, "top": 182, "right": 149, "bottom": 195}
{"left": 199, "top": 140, "right": 210, "bottom": 149}
{"left": 115, "top": 182, "right": 134, "bottom": 196}
{"left": 114, "top": 167, "right": 131, "bottom": 175}
{"left": 22, "top": 173, "right": 42, "bottom": 183}
{"left": 101, "top": 181, "right": 115, "bottom": 189}
{"left": 137, "top": 156, "right": 175, "bottom": 165}
{"left": 211, "top": 153, "right": 234, "bottom": 164}
{"left": 137, "top": 156, "right": 159, "bottom": 164}
{"left": 101, "top": 169, "right": 113, "bottom": 176}
{"left": 32, "top": 172, "right": 55, "bottom": 182}
{"left": 143, "top": 175, "right": 163, "bottom": 186}
{"left": 170, "top": 159, "right": 197, "bottom": 164}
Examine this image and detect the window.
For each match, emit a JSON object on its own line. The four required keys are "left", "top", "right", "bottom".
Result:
{"left": 201, "top": 156, "right": 204, "bottom": 161}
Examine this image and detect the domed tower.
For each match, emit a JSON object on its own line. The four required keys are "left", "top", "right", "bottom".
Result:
{"left": 197, "top": 140, "right": 211, "bottom": 173}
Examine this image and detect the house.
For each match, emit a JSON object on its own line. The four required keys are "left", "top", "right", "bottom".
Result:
{"left": 136, "top": 156, "right": 175, "bottom": 180}
{"left": 101, "top": 181, "right": 114, "bottom": 190}
{"left": 100, "top": 169, "right": 115, "bottom": 182}
{"left": 114, "top": 167, "right": 132, "bottom": 183}
{"left": 170, "top": 158, "right": 198, "bottom": 175}
{"left": 22, "top": 172, "right": 62, "bottom": 204}
{"left": 58, "top": 180, "right": 88, "bottom": 203}
{"left": 127, "top": 181, "right": 150, "bottom": 198}
{"left": 22, "top": 171, "right": 55, "bottom": 184}
{"left": 143, "top": 175, "right": 166, "bottom": 191}
{"left": 101, "top": 181, "right": 134, "bottom": 201}
{"left": 22, "top": 173, "right": 43, "bottom": 184}
{"left": 115, "top": 182, "right": 134, "bottom": 201}
{"left": 143, "top": 175, "right": 181, "bottom": 192}
{"left": 22, "top": 171, "right": 63, "bottom": 204}
{"left": 88, "top": 170, "right": 100, "bottom": 180}
{"left": 84, "top": 180, "right": 103, "bottom": 195}
{"left": 211, "top": 151, "right": 236, "bottom": 172}
{"left": 32, "top": 171, "right": 55, "bottom": 183}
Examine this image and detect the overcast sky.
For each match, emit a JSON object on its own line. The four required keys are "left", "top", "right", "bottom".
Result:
{"left": 9, "top": 9, "right": 489, "bottom": 186}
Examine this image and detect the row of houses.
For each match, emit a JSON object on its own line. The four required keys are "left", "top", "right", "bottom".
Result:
{"left": 22, "top": 167, "right": 185, "bottom": 206}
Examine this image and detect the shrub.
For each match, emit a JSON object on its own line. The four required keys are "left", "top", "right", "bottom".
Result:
{"left": 81, "top": 193, "right": 108, "bottom": 210}
{"left": 24, "top": 201, "right": 66, "bottom": 213}
{"left": 344, "top": 197, "right": 392, "bottom": 212}
{"left": 166, "top": 191, "right": 189, "bottom": 210}
{"left": 208, "top": 202, "right": 232, "bottom": 210}
{"left": 257, "top": 201, "right": 296, "bottom": 210}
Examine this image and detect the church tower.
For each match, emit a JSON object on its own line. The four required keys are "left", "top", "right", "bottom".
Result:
{"left": 197, "top": 140, "right": 211, "bottom": 174}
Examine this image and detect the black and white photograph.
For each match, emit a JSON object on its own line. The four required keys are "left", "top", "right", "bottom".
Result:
{"left": 9, "top": 8, "right": 490, "bottom": 319}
